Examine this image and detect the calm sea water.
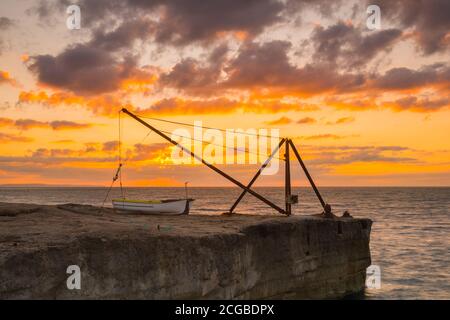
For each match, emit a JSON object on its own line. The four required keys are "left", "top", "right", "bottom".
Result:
{"left": 0, "top": 186, "right": 449, "bottom": 299}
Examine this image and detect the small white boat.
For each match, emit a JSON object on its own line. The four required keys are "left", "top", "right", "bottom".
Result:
{"left": 112, "top": 198, "right": 194, "bottom": 215}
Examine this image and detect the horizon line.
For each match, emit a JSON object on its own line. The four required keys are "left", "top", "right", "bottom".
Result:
{"left": 0, "top": 184, "right": 449, "bottom": 188}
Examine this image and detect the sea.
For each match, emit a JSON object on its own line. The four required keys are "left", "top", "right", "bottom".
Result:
{"left": 0, "top": 186, "right": 448, "bottom": 299}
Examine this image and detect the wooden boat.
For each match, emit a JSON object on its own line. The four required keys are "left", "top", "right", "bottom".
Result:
{"left": 112, "top": 198, "right": 194, "bottom": 215}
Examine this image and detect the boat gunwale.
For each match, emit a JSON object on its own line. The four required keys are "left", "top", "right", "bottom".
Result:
{"left": 112, "top": 198, "right": 195, "bottom": 204}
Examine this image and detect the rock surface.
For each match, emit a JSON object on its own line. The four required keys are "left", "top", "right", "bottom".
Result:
{"left": 0, "top": 202, "right": 372, "bottom": 299}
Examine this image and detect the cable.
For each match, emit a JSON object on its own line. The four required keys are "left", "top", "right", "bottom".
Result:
{"left": 157, "top": 128, "right": 285, "bottom": 161}
{"left": 136, "top": 114, "right": 280, "bottom": 139}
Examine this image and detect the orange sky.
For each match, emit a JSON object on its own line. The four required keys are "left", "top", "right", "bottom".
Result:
{"left": 0, "top": 0, "right": 449, "bottom": 186}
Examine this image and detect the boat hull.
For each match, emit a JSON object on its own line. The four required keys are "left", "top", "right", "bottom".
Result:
{"left": 112, "top": 199, "right": 193, "bottom": 215}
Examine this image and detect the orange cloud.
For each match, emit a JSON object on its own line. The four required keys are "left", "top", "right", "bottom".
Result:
{"left": 119, "top": 68, "right": 158, "bottom": 92}
{"left": 0, "top": 70, "right": 16, "bottom": 86}
{"left": 0, "top": 133, "right": 33, "bottom": 143}
{"left": 138, "top": 97, "right": 318, "bottom": 116}
{"left": 132, "top": 143, "right": 173, "bottom": 163}
{"left": 299, "top": 134, "right": 349, "bottom": 140}
{"left": 326, "top": 116, "right": 355, "bottom": 125}
{"left": 18, "top": 90, "right": 125, "bottom": 116}
{"left": 382, "top": 96, "right": 450, "bottom": 112}
{"left": 15, "top": 119, "right": 48, "bottom": 130}
{"left": 21, "top": 54, "right": 30, "bottom": 62}
{"left": 265, "top": 116, "right": 292, "bottom": 125}
{"left": 297, "top": 117, "right": 317, "bottom": 124}
{"left": 325, "top": 93, "right": 450, "bottom": 113}
{"left": 14, "top": 118, "right": 92, "bottom": 130}
{"left": 0, "top": 117, "right": 14, "bottom": 127}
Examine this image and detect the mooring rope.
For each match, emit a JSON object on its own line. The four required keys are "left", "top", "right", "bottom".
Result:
{"left": 100, "top": 163, "right": 122, "bottom": 211}
{"left": 100, "top": 110, "right": 125, "bottom": 211}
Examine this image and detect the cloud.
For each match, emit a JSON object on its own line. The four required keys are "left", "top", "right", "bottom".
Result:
{"left": 326, "top": 90, "right": 450, "bottom": 113}
{"left": 300, "top": 134, "right": 349, "bottom": 140}
{"left": 300, "top": 144, "right": 411, "bottom": 152}
{"left": 159, "top": 44, "right": 228, "bottom": 95}
{"left": 371, "top": 63, "right": 450, "bottom": 91}
{"left": 20, "top": 1, "right": 450, "bottom": 118}
{"left": 147, "top": 0, "right": 285, "bottom": 45}
{"left": 138, "top": 97, "right": 318, "bottom": 115}
{"left": 0, "top": 142, "right": 171, "bottom": 168}
{"left": 370, "top": 0, "right": 450, "bottom": 54}
{"left": 0, "top": 71, "right": 16, "bottom": 86}
{"left": 0, "top": 117, "right": 14, "bottom": 127}
{"left": 286, "top": 0, "right": 345, "bottom": 18}
{"left": 384, "top": 96, "right": 450, "bottom": 112}
{"left": 158, "top": 40, "right": 369, "bottom": 96}
{"left": 160, "top": 41, "right": 448, "bottom": 100}
{"left": 0, "top": 17, "right": 14, "bottom": 54}
{"left": 14, "top": 118, "right": 92, "bottom": 130}
{"left": 297, "top": 117, "right": 316, "bottom": 124}
{"left": 14, "top": 119, "right": 48, "bottom": 130}
{"left": 223, "top": 41, "right": 366, "bottom": 95}
{"left": 49, "top": 121, "right": 92, "bottom": 130}
{"left": 27, "top": 44, "right": 154, "bottom": 95}
{"left": 132, "top": 143, "right": 172, "bottom": 161}
{"left": 326, "top": 117, "right": 355, "bottom": 125}
{"left": 0, "top": 133, "right": 33, "bottom": 143}
{"left": 102, "top": 141, "right": 120, "bottom": 153}
{"left": 265, "top": 116, "right": 292, "bottom": 125}
{"left": 307, "top": 151, "right": 416, "bottom": 166}
{"left": 32, "top": 0, "right": 285, "bottom": 45}
{"left": 294, "top": 143, "right": 416, "bottom": 166}
{"left": 310, "top": 21, "right": 402, "bottom": 69}
{"left": 0, "top": 17, "right": 13, "bottom": 29}
{"left": 18, "top": 90, "right": 126, "bottom": 115}
{"left": 90, "top": 19, "right": 156, "bottom": 51}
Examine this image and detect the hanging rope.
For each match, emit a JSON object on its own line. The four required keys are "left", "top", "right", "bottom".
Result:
{"left": 101, "top": 117, "right": 155, "bottom": 211}
{"left": 100, "top": 110, "right": 125, "bottom": 212}
{"left": 100, "top": 163, "right": 122, "bottom": 211}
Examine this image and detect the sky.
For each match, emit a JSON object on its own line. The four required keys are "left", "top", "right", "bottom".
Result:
{"left": 0, "top": 0, "right": 449, "bottom": 187}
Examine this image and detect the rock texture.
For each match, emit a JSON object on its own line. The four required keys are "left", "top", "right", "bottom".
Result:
{"left": 0, "top": 202, "right": 372, "bottom": 299}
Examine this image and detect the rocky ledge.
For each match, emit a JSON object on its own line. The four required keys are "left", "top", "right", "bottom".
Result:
{"left": 0, "top": 202, "right": 371, "bottom": 299}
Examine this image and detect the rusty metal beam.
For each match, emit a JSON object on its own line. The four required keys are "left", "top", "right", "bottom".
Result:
{"left": 288, "top": 139, "right": 327, "bottom": 211}
{"left": 228, "top": 138, "right": 286, "bottom": 214}
{"left": 285, "top": 139, "right": 292, "bottom": 215}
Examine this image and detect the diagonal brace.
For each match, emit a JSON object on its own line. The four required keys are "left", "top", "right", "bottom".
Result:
{"left": 228, "top": 138, "right": 286, "bottom": 214}
{"left": 288, "top": 139, "right": 327, "bottom": 211}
